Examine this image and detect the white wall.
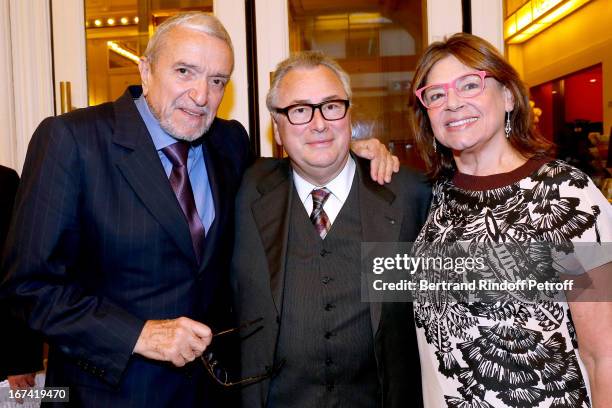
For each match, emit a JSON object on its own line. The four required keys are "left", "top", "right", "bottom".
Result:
{"left": 471, "top": 0, "right": 504, "bottom": 52}
{"left": 214, "top": 0, "right": 249, "bottom": 132}
{"left": 51, "top": 0, "right": 88, "bottom": 113}
{"left": 426, "top": 0, "right": 503, "bottom": 50}
{"left": 254, "top": 0, "right": 290, "bottom": 157}
{"left": 427, "top": 0, "right": 463, "bottom": 44}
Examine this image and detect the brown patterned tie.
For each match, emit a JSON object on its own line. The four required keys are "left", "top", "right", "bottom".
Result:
{"left": 162, "top": 142, "right": 205, "bottom": 264}
{"left": 310, "top": 188, "right": 331, "bottom": 239}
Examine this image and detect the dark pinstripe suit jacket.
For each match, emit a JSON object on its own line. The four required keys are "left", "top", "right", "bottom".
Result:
{"left": 0, "top": 87, "right": 252, "bottom": 407}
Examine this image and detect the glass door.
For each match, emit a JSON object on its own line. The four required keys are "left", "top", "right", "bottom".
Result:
{"left": 285, "top": 0, "right": 427, "bottom": 169}
{"left": 84, "top": 0, "right": 213, "bottom": 106}
{"left": 51, "top": 0, "right": 249, "bottom": 131}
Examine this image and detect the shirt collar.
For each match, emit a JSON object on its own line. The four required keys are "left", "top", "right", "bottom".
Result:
{"left": 134, "top": 94, "right": 180, "bottom": 151}
{"left": 293, "top": 156, "right": 356, "bottom": 205}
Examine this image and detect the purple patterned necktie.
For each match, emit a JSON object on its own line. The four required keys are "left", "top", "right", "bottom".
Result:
{"left": 162, "top": 142, "right": 205, "bottom": 264}
{"left": 310, "top": 188, "right": 331, "bottom": 239}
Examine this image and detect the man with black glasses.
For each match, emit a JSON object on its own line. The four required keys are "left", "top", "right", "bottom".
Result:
{"left": 231, "top": 51, "right": 430, "bottom": 407}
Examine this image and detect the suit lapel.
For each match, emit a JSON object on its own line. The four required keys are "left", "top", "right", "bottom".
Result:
{"left": 251, "top": 160, "right": 293, "bottom": 316}
{"left": 197, "top": 129, "right": 225, "bottom": 274}
{"left": 354, "top": 157, "right": 402, "bottom": 336}
{"left": 111, "top": 88, "right": 196, "bottom": 264}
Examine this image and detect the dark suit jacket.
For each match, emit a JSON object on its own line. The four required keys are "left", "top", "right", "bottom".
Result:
{"left": 0, "top": 165, "right": 44, "bottom": 380}
{"left": 0, "top": 87, "right": 252, "bottom": 406}
{"left": 0, "top": 165, "right": 19, "bottom": 254}
{"left": 230, "top": 157, "right": 430, "bottom": 407}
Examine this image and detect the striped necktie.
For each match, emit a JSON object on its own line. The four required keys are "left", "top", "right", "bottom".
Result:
{"left": 162, "top": 141, "right": 205, "bottom": 263}
{"left": 310, "top": 188, "right": 331, "bottom": 239}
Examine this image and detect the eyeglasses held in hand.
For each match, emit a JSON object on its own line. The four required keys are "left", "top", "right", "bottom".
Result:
{"left": 415, "top": 71, "right": 488, "bottom": 109}
{"left": 273, "top": 99, "right": 350, "bottom": 125}
{"left": 201, "top": 317, "right": 285, "bottom": 387}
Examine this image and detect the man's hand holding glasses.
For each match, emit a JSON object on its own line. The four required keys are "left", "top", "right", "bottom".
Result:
{"left": 133, "top": 317, "right": 213, "bottom": 367}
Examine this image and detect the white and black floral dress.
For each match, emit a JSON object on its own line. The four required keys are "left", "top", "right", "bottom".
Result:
{"left": 414, "top": 158, "right": 612, "bottom": 408}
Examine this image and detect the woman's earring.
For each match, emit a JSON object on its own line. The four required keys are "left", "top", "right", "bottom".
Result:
{"left": 433, "top": 138, "right": 437, "bottom": 153}
{"left": 504, "top": 111, "right": 512, "bottom": 139}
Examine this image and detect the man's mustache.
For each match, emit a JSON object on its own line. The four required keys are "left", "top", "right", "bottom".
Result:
{"left": 175, "top": 105, "right": 210, "bottom": 116}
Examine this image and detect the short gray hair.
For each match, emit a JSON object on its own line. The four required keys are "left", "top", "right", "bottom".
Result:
{"left": 143, "top": 12, "right": 234, "bottom": 71}
{"left": 266, "top": 51, "right": 351, "bottom": 111}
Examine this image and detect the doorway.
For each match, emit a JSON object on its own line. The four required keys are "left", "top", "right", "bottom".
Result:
{"left": 51, "top": 0, "right": 249, "bottom": 136}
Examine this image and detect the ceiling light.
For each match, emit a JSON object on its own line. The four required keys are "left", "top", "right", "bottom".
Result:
{"left": 107, "top": 41, "right": 140, "bottom": 64}
{"left": 504, "top": 0, "right": 591, "bottom": 44}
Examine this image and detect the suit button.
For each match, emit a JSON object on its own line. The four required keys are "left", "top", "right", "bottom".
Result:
{"left": 325, "top": 358, "right": 333, "bottom": 366}
{"left": 324, "top": 331, "right": 334, "bottom": 339}
{"left": 320, "top": 249, "right": 330, "bottom": 257}
{"left": 322, "top": 276, "right": 332, "bottom": 284}
{"left": 324, "top": 303, "right": 334, "bottom": 311}
{"left": 326, "top": 383, "right": 334, "bottom": 391}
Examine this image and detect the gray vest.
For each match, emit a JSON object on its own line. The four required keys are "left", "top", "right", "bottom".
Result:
{"left": 267, "top": 174, "right": 380, "bottom": 408}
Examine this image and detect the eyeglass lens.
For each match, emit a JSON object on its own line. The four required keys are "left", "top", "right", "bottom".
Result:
{"left": 422, "top": 73, "right": 484, "bottom": 108}
{"left": 203, "top": 351, "right": 229, "bottom": 383}
{"left": 202, "top": 351, "right": 285, "bottom": 388}
{"left": 200, "top": 317, "right": 283, "bottom": 388}
{"left": 288, "top": 100, "right": 347, "bottom": 124}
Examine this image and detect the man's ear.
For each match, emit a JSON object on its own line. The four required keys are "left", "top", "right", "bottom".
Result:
{"left": 138, "top": 57, "right": 151, "bottom": 96}
{"left": 272, "top": 116, "right": 283, "bottom": 146}
{"left": 503, "top": 85, "right": 515, "bottom": 112}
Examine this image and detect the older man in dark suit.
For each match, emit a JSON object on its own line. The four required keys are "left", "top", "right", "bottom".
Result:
{"left": 231, "top": 51, "right": 429, "bottom": 408}
{"left": 0, "top": 13, "right": 249, "bottom": 407}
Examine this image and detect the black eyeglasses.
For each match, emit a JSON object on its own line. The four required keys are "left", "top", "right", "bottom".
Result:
{"left": 273, "top": 99, "right": 350, "bottom": 125}
{"left": 201, "top": 317, "right": 285, "bottom": 387}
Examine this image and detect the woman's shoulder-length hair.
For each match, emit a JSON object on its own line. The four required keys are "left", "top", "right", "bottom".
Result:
{"left": 409, "top": 32, "right": 553, "bottom": 179}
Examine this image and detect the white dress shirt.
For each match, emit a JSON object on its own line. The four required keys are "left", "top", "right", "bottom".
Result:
{"left": 292, "top": 157, "right": 356, "bottom": 226}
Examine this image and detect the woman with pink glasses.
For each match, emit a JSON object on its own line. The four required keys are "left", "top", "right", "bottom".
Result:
{"left": 408, "top": 33, "right": 611, "bottom": 407}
